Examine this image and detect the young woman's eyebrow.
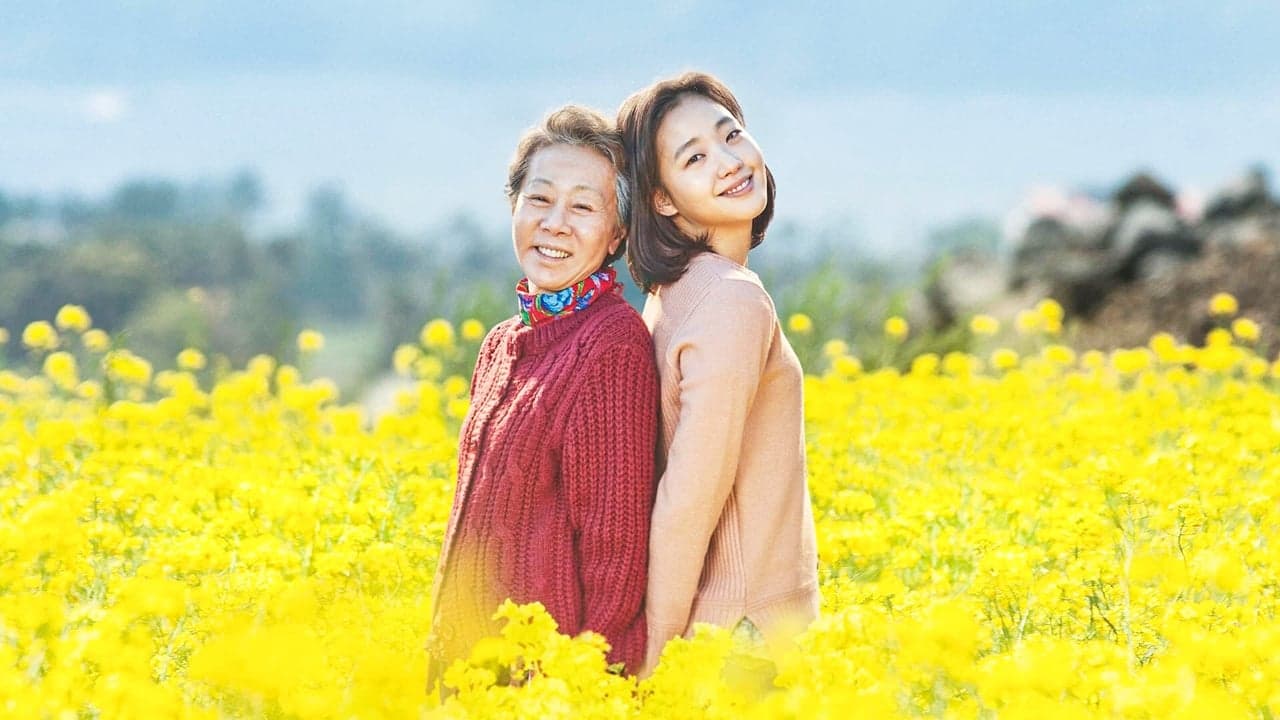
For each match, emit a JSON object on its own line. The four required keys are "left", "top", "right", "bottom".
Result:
{"left": 671, "top": 116, "right": 736, "bottom": 162}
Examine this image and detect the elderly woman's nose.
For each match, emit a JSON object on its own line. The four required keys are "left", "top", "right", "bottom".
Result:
{"left": 539, "top": 202, "right": 571, "bottom": 233}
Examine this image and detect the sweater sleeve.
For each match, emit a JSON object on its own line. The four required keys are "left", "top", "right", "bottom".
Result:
{"left": 468, "top": 321, "right": 509, "bottom": 400}
{"left": 642, "top": 279, "right": 774, "bottom": 674}
{"left": 562, "top": 330, "right": 659, "bottom": 674}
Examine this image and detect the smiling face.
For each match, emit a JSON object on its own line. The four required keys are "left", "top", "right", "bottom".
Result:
{"left": 512, "top": 143, "right": 622, "bottom": 294}
{"left": 653, "top": 93, "right": 767, "bottom": 244}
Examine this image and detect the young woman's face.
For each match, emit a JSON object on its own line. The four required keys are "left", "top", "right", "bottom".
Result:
{"left": 512, "top": 144, "right": 621, "bottom": 293}
{"left": 653, "top": 94, "right": 767, "bottom": 238}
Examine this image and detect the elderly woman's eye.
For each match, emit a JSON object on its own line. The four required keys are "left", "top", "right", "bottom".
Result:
{"left": 573, "top": 203, "right": 594, "bottom": 212}
{"left": 527, "top": 194, "right": 551, "bottom": 204}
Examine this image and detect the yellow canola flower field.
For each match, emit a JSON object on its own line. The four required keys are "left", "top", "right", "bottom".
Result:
{"left": 2, "top": 315, "right": 1280, "bottom": 718}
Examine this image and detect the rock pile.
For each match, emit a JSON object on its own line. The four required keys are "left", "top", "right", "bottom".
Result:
{"left": 1075, "top": 238, "right": 1280, "bottom": 356}
{"left": 925, "top": 167, "right": 1280, "bottom": 352}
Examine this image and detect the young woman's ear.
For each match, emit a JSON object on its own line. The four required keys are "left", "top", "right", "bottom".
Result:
{"left": 653, "top": 190, "right": 678, "bottom": 218}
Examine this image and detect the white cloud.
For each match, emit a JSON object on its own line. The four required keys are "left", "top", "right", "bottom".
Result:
{"left": 83, "top": 89, "right": 128, "bottom": 123}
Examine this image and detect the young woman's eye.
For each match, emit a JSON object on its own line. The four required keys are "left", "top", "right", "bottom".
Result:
{"left": 726, "top": 129, "right": 742, "bottom": 142}
{"left": 684, "top": 153, "right": 705, "bottom": 168}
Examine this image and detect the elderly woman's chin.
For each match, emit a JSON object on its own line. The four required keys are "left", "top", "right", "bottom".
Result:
{"left": 516, "top": 250, "right": 596, "bottom": 295}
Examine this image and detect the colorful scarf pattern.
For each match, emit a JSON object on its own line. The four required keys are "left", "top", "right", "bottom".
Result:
{"left": 516, "top": 267, "right": 618, "bottom": 327}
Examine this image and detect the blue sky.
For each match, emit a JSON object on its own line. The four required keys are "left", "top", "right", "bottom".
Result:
{"left": 3, "top": 1, "right": 1278, "bottom": 252}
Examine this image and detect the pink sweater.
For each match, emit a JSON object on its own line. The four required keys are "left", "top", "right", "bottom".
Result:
{"left": 642, "top": 251, "right": 820, "bottom": 673}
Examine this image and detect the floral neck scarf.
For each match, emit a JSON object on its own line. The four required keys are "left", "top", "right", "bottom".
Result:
{"left": 516, "top": 267, "right": 618, "bottom": 327}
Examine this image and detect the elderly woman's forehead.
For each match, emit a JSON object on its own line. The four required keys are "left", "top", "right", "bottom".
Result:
{"left": 526, "top": 145, "right": 617, "bottom": 193}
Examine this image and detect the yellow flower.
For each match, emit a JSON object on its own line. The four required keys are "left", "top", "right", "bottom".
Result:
{"left": 460, "top": 319, "right": 486, "bottom": 342}
{"left": 1196, "top": 343, "right": 1241, "bottom": 373}
{"left": 76, "top": 380, "right": 102, "bottom": 399}
{"left": 884, "top": 316, "right": 909, "bottom": 341}
{"left": 1208, "top": 292, "right": 1238, "bottom": 316}
{"left": 1231, "top": 318, "right": 1260, "bottom": 343}
{"left": 447, "top": 398, "right": 471, "bottom": 419}
{"left": 248, "top": 354, "right": 276, "bottom": 377}
{"left": 415, "top": 355, "right": 444, "bottom": 379}
{"left": 82, "top": 328, "right": 111, "bottom": 353}
{"left": 822, "top": 339, "right": 849, "bottom": 358}
{"left": 832, "top": 355, "right": 863, "bottom": 378}
{"left": 788, "top": 313, "right": 814, "bottom": 335}
{"left": 1206, "top": 328, "right": 1234, "bottom": 348}
{"left": 276, "top": 365, "right": 301, "bottom": 389}
{"left": 54, "top": 304, "right": 92, "bottom": 332}
{"left": 1036, "top": 298, "right": 1065, "bottom": 324}
{"left": 969, "top": 314, "right": 999, "bottom": 336}
{"left": 1041, "top": 344, "right": 1076, "bottom": 367}
{"left": 910, "top": 353, "right": 939, "bottom": 376}
{"left": 420, "top": 319, "right": 456, "bottom": 350}
{"left": 43, "top": 352, "right": 79, "bottom": 389}
{"left": 943, "top": 351, "right": 980, "bottom": 376}
{"left": 1244, "top": 357, "right": 1269, "bottom": 379}
{"left": 392, "top": 344, "right": 420, "bottom": 375}
{"left": 1111, "top": 348, "right": 1152, "bottom": 375}
{"left": 104, "top": 349, "right": 152, "bottom": 386}
{"left": 297, "top": 329, "right": 325, "bottom": 353}
{"left": 22, "top": 321, "right": 58, "bottom": 350}
{"left": 1148, "top": 332, "right": 1178, "bottom": 362}
{"left": 0, "top": 370, "right": 21, "bottom": 393}
{"left": 177, "top": 348, "right": 207, "bottom": 371}
{"left": 0, "top": 327, "right": 8, "bottom": 345}
{"left": 990, "top": 348, "right": 1019, "bottom": 371}
{"left": 1014, "top": 309, "right": 1041, "bottom": 335}
{"left": 443, "top": 375, "right": 469, "bottom": 397}
{"left": 1081, "top": 349, "right": 1106, "bottom": 369}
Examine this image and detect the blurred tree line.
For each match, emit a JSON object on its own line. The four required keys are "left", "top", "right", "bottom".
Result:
{"left": 0, "top": 172, "right": 997, "bottom": 393}
{"left": 0, "top": 171, "right": 514, "bottom": 388}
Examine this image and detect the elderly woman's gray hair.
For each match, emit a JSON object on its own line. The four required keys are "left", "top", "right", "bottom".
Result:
{"left": 505, "top": 105, "right": 630, "bottom": 266}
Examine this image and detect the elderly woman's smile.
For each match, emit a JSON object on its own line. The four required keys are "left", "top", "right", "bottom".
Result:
{"left": 512, "top": 144, "right": 622, "bottom": 294}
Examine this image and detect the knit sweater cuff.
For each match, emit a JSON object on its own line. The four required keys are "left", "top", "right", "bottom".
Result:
{"left": 641, "top": 618, "right": 688, "bottom": 676}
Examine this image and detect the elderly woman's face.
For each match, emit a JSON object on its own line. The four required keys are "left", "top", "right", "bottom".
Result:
{"left": 512, "top": 144, "right": 621, "bottom": 293}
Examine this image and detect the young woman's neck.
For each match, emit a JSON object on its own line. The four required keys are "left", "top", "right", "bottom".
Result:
{"left": 706, "top": 222, "right": 754, "bottom": 266}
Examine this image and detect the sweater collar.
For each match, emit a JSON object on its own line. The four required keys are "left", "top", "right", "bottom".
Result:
{"left": 690, "top": 249, "right": 756, "bottom": 277}
{"left": 504, "top": 290, "right": 624, "bottom": 358}
{"left": 516, "top": 267, "right": 618, "bottom": 327}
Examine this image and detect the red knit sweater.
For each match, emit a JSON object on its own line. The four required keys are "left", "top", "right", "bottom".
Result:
{"left": 428, "top": 290, "right": 658, "bottom": 675}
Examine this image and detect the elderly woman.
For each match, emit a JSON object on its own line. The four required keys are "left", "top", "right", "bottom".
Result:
{"left": 426, "top": 105, "right": 658, "bottom": 686}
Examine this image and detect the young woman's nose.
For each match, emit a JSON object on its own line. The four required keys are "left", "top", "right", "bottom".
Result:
{"left": 716, "top": 148, "right": 744, "bottom": 177}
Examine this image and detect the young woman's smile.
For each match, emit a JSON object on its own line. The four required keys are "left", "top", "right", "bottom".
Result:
{"left": 719, "top": 175, "right": 754, "bottom": 197}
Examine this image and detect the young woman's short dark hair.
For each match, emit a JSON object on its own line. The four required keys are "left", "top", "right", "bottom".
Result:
{"left": 617, "top": 72, "right": 776, "bottom": 292}
{"left": 506, "top": 105, "right": 631, "bottom": 268}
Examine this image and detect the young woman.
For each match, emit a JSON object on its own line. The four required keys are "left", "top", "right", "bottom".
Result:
{"left": 617, "top": 73, "right": 819, "bottom": 675}
{"left": 426, "top": 105, "right": 658, "bottom": 688}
